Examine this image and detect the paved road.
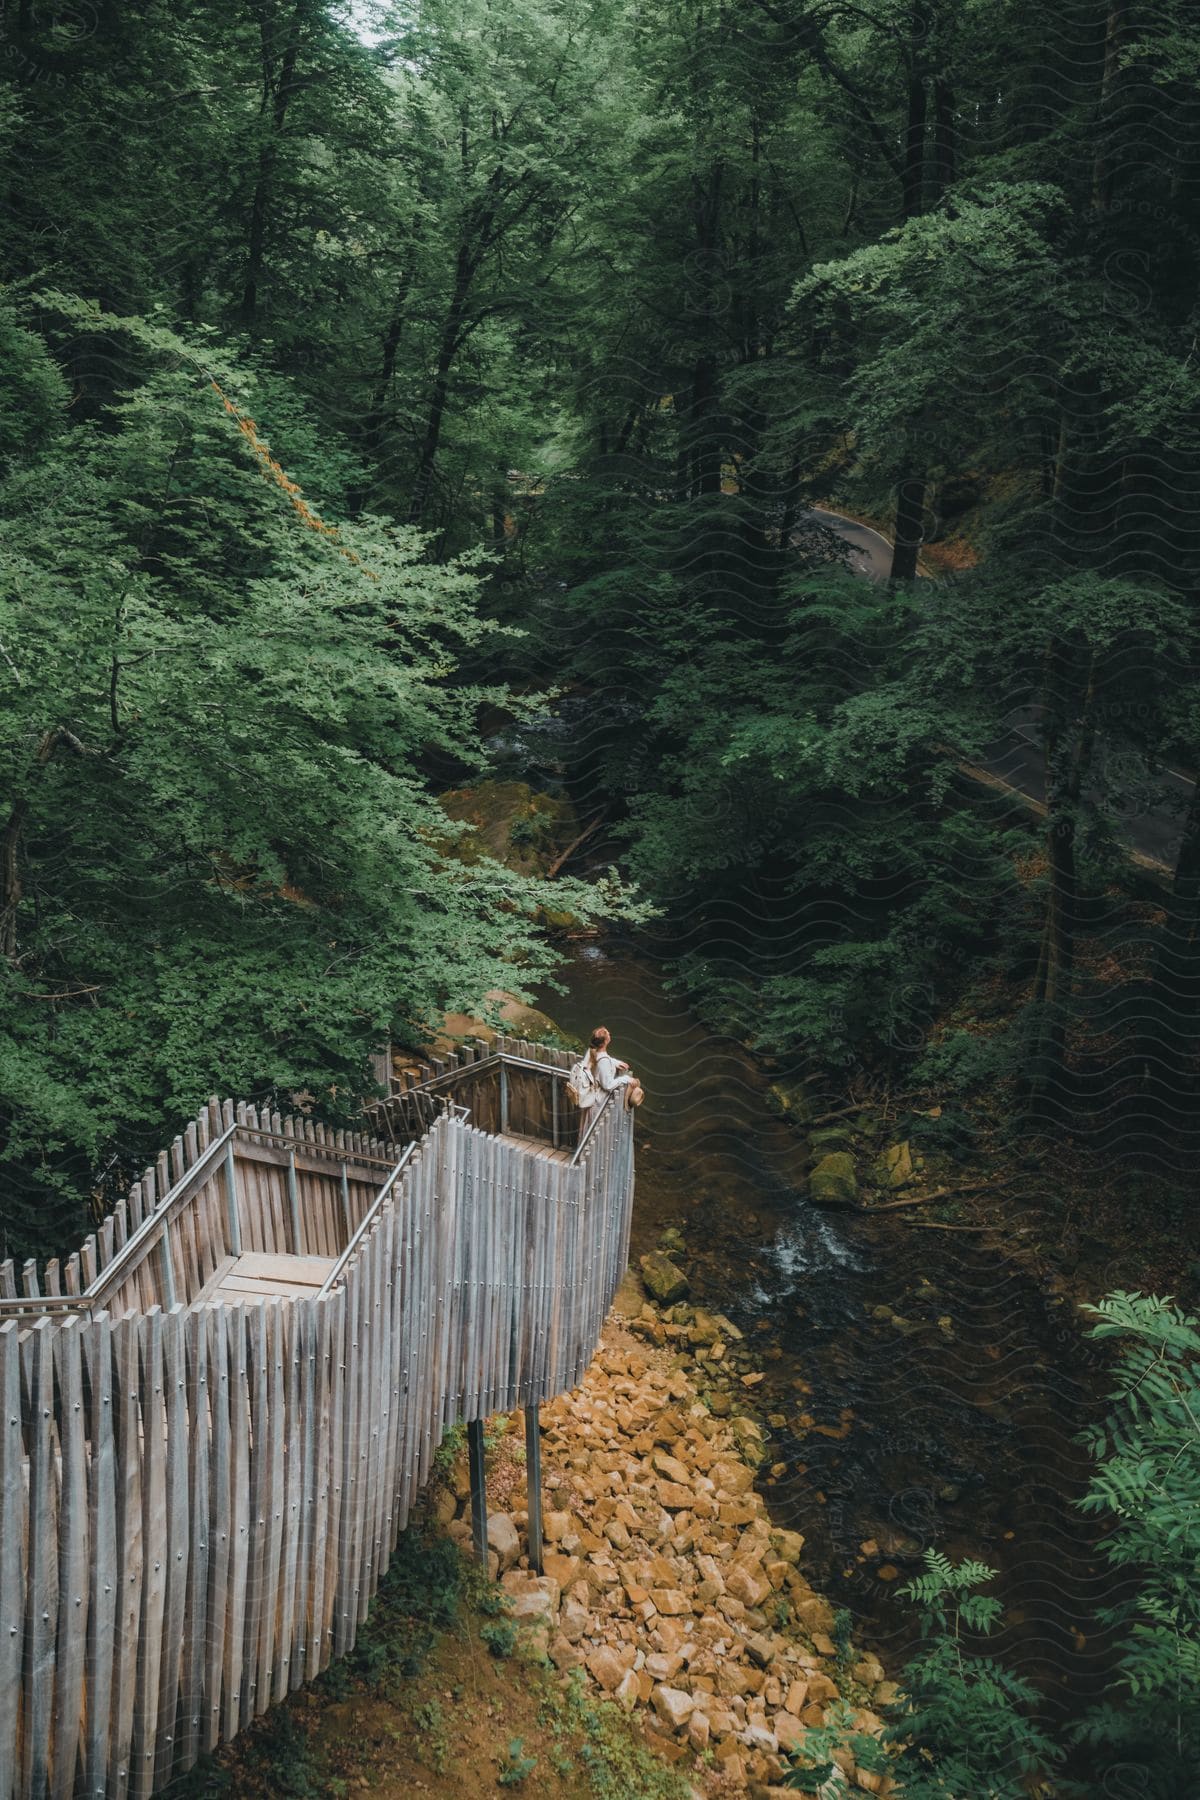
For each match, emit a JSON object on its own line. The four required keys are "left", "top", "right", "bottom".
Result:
{"left": 798, "top": 511, "right": 1188, "bottom": 875}
{"left": 797, "top": 507, "right": 898, "bottom": 580}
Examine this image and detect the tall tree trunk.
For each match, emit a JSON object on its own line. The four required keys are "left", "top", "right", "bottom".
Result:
{"left": 408, "top": 238, "right": 475, "bottom": 527}
{"left": 1027, "top": 653, "right": 1097, "bottom": 1117}
{"left": 890, "top": 7, "right": 934, "bottom": 579}
{"left": 932, "top": 80, "right": 956, "bottom": 196}
{"left": 900, "top": 5, "right": 931, "bottom": 219}
{"left": 1, "top": 729, "right": 96, "bottom": 962}
{"left": 1091, "top": 0, "right": 1130, "bottom": 213}
{"left": 240, "top": 0, "right": 307, "bottom": 323}
{"left": 901, "top": 68, "right": 928, "bottom": 218}
{"left": 890, "top": 475, "right": 927, "bottom": 581}
{"left": 685, "top": 355, "right": 722, "bottom": 499}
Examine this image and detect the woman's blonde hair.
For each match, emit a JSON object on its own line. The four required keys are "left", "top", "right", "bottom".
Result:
{"left": 588, "top": 1026, "right": 610, "bottom": 1070}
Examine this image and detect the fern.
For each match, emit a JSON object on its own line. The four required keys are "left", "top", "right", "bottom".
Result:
{"left": 1069, "top": 1293, "right": 1200, "bottom": 1795}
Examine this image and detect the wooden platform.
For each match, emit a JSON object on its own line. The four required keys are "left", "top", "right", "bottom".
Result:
{"left": 194, "top": 1250, "right": 339, "bottom": 1305}
{"left": 496, "top": 1130, "right": 572, "bottom": 1164}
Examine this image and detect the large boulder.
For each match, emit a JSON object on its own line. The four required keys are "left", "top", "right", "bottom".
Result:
{"left": 438, "top": 780, "right": 579, "bottom": 876}
{"left": 431, "top": 988, "right": 571, "bottom": 1058}
{"left": 639, "top": 1251, "right": 689, "bottom": 1306}
{"left": 486, "top": 1511, "right": 521, "bottom": 1573}
{"left": 810, "top": 1152, "right": 858, "bottom": 1207}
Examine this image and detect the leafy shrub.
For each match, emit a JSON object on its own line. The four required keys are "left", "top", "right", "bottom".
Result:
{"left": 497, "top": 1737, "right": 538, "bottom": 1785}
{"left": 883, "top": 1552, "right": 1063, "bottom": 1799}
{"left": 1069, "top": 1293, "right": 1200, "bottom": 1797}
{"left": 782, "top": 1552, "right": 1060, "bottom": 1798}
{"left": 482, "top": 1618, "right": 519, "bottom": 1658}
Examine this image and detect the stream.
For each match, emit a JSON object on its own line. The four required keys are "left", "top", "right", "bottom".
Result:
{"left": 538, "top": 940, "right": 1120, "bottom": 1729}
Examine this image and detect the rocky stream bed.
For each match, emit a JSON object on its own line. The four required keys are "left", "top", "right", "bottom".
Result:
{"left": 437, "top": 1277, "right": 895, "bottom": 1798}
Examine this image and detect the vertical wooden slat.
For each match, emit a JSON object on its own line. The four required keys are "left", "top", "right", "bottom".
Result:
{"left": 82, "top": 1313, "right": 117, "bottom": 1800}
{"left": 307, "top": 1295, "right": 334, "bottom": 1678}
{"left": 130, "top": 1309, "right": 166, "bottom": 1800}
{"left": 286, "top": 1153, "right": 301, "bottom": 1257}
{"left": 176, "top": 1308, "right": 209, "bottom": 1776}
{"left": 315, "top": 1287, "right": 344, "bottom": 1675}
{"left": 256, "top": 1302, "right": 286, "bottom": 1717}
{"left": 152, "top": 1307, "right": 189, "bottom": 1790}
{"left": 276, "top": 1301, "right": 302, "bottom": 1703}
{"left": 0, "top": 1324, "right": 27, "bottom": 1800}
{"left": 412, "top": 1145, "right": 435, "bottom": 1493}
{"left": 431, "top": 1120, "right": 456, "bottom": 1442}
{"left": 392, "top": 1166, "right": 416, "bottom": 1536}
{"left": 109, "top": 1317, "right": 143, "bottom": 1800}
{"left": 222, "top": 1302, "right": 251, "bottom": 1741}
{"left": 51, "top": 1317, "right": 88, "bottom": 1800}
{"left": 202, "top": 1306, "right": 230, "bottom": 1756}
{"left": 376, "top": 1201, "right": 401, "bottom": 1578}
{"left": 333, "top": 1263, "right": 360, "bottom": 1659}
{"left": 356, "top": 1223, "right": 381, "bottom": 1621}
{"left": 239, "top": 1303, "right": 268, "bottom": 1729}
{"left": 461, "top": 1127, "right": 482, "bottom": 1426}
{"left": 22, "top": 1318, "right": 57, "bottom": 1800}
{"left": 287, "top": 1299, "right": 316, "bottom": 1694}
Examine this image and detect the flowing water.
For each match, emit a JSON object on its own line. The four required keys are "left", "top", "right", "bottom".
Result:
{"left": 539, "top": 941, "right": 1120, "bottom": 1723}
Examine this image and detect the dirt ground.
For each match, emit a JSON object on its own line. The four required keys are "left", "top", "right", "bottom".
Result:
{"left": 298, "top": 1629, "right": 606, "bottom": 1799}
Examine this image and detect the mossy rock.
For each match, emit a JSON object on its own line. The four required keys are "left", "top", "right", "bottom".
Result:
{"left": 810, "top": 1152, "right": 858, "bottom": 1207}
{"left": 808, "top": 1125, "right": 855, "bottom": 1151}
{"left": 639, "top": 1251, "right": 689, "bottom": 1306}
{"left": 765, "top": 1079, "right": 816, "bottom": 1126}
{"left": 537, "top": 905, "right": 583, "bottom": 933}
{"left": 870, "top": 1140, "right": 922, "bottom": 1190}
{"left": 438, "top": 781, "right": 579, "bottom": 878}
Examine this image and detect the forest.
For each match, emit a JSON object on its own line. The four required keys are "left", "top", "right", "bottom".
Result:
{"left": 1, "top": 1, "right": 1199, "bottom": 1797}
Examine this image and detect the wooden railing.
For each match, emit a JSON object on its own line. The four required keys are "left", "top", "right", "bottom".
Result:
{"left": 0, "top": 1041, "right": 636, "bottom": 1799}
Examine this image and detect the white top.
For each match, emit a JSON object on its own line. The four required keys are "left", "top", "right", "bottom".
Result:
{"left": 587, "top": 1050, "right": 633, "bottom": 1105}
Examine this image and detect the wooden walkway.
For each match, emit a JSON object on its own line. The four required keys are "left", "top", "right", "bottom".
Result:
{"left": 496, "top": 1130, "right": 573, "bottom": 1163}
{"left": 203, "top": 1250, "right": 338, "bottom": 1302}
{"left": 0, "top": 1037, "right": 635, "bottom": 1800}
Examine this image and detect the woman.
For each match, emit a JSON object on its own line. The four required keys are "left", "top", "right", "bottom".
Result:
{"left": 578, "top": 1025, "right": 636, "bottom": 1143}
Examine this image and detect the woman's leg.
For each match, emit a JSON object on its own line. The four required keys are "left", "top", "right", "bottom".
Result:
{"left": 577, "top": 1103, "right": 592, "bottom": 1145}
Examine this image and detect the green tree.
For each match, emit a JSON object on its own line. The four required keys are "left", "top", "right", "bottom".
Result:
{"left": 0, "top": 296, "right": 627, "bottom": 1256}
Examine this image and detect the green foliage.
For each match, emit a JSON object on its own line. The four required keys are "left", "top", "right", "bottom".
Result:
{"left": 621, "top": 575, "right": 1025, "bottom": 1069}
{"left": 911, "top": 1031, "right": 1018, "bottom": 1102}
{"left": 434, "top": 1422, "right": 467, "bottom": 1482}
{"left": 162, "top": 1707, "right": 326, "bottom": 1799}
{"left": 782, "top": 1551, "right": 1067, "bottom": 1799}
{"left": 0, "top": 298, "right": 632, "bottom": 1256}
{"left": 412, "top": 1699, "right": 452, "bottom": 1774}
{"left": 782, "top": 1700, "right": 890, "bottom": 1793}
{"left": 484, "top": 1414, "right": 511, "bottom": 1450}
{"left": 497, "top": 1737, "right": 538, "bottom": 1786}
{"left": 883, "top": 1551, "right": 1064, "bottom": 1798}
{"left": 539, "top": 1669, "right": 691, "bottom": 1800}
{"left": 1069, "top": 1293, "right": 1200, "bottom": 1796}
{"left": 331, "top": 1526, "right": 466, "bottom": 1693}
{"left": 481, "top": 1618, "right": 519, "bottom": 1659}
{"left": 832, "top": 1606, "right": 854, "bottom": 1674}
{"left": 782, "top": 1312, "right": 1200, "bottom": 1800}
